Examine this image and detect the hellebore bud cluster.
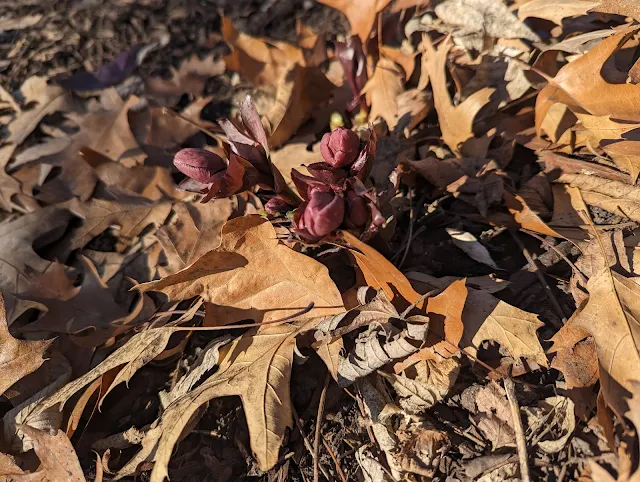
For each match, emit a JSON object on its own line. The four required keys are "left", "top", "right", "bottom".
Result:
{"left": 293, "top": 126, "right": 380, "bottom": 242}
{"left": 172, "top": 96, "right": 382, "bottom": 244}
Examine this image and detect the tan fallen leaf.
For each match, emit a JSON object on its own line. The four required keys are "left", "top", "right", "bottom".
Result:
{"left": 156, "top": 200, "right": 235, "bottom": 276}
{"left": 423, "top": 37, "right": 495, "bottom": 157}
{"left": 590, "top": 0, "right": 640, "bottom": 20}
{"left": 379, "top": 46, "right": 416, "bottom": 80}
{"left": 318, "top": 0, "right": 393, "bottom": 42}
{"left": 381, "top": 357, "right": 460, "bottom": 413}
{"left": 570, "top": 268, "right": 640, "bottom": 418}
{"left": 263, "top": 64, "right": 335, "bottom": 148}
{"left": 0, "top": 293, "right": 51, "bottom": 399}
{"left": 269, "top": 138, "right": 317, "bottom": 190}
{"left": 81, "top": 89, "right": 147, "bottom": 167}
{"left": 435, "top": 0, "right": 539, "bottom": 50}
{"left": 518, "top": 0, "right": 599, "bottom": 25}
{"left": 18, "top": 255, "right": 152, "bottom": 348}
{"left": 361, "top": 57, "right": 405, "bottom": 131}
{"left": 536, "top": 29, "right": 640, "bottom": 135}
{"left": 6, "top": 76, "right": 76, "bottom": 147}
{"left": 556, "top": 173, "right": 640, "bottom": 223}
{"left": 342, "top": 230, "right": 424, "bottom": 313}
{"left": 395, "top": 89, "right": 432, "bottom": 134}
{"left": 62, "top": 186, "right": 172, "bottom": 252}
{"left": 145, "top": 55, "right": 225, "bottom": 103}
{"left": 0, "top": 206, "right": 71, "bottom": 321}
{"left": 8, "top": 425, "right": 84, "bottom": 482}
{"left": 221, "top": 16, "right": 303, "bottom": 89}
{"left": 140, "top": 216, "right": 344, "bottom": 324}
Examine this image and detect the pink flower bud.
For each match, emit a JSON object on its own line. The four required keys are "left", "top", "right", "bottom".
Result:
{"left": 345, "top": 190, "right": 369, "bottom": 228}
{"left": 297, "top": 188, "right": 345, "bottom": 240}
{"left": 320, "top": 127, "right": 360, "bottom": 168}
{"left": 174, "top": 148, "right": 227, "bottom": 183}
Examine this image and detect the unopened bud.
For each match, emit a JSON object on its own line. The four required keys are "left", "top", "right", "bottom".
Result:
{"left": 298, "top": 188, "right": 345, "bottom": 240}
{"left": 320, "top": 127, "right": 360, "bottom": 168}
{"left": 174, "top": 148, "right": 227, "bottom": 184}
{"left": 345, "top": 190, "right": 369, "bottom": 228}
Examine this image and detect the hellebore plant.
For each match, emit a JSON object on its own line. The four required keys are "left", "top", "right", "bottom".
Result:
{"left": 173, "top": 96, "right": 384, "bottom": 243}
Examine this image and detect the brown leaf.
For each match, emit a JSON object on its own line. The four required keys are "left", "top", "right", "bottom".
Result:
{"left": 83, "top": 89, "right": 146, "bottom": 167}
{"left": 422, "top": 37, "right": 494, "bottom": 157}
{"left": 0, "top": 206, "right": 71, "bottom": 321}
{"left": 590, "top": 0, "right": 640, "bottom": 20}
{"left": 10, "top": 425, "right": 84, "bottom": 482}
{"left": 156, "top": 199, "right": 236, "bottom": 276}
{"left": 361, "top": 57, "right": 405, "bottom": 131}
{"left": 6, "top": 77, "right": 76, "bottom": 147}
{"left": 63, "top": 187, "right": 172, "bottom": 252}
{"left": 463, "top": 288, "right": 548, "bottom": 367}
{"left": 395, "top": 89, "right": 433, "bottom": 134}
{"left": 341, "top": 230, "right": 424, "bottom": 313}
{"left": 571, "top": 268, "right": 640, "bottom": 417}
{"left": 379, "top": 46, "right": 416, "bottom": 80}
{"left": 139, "top": 216, "right": 345, "bottom": 324}
{"left": 0, "top": 293, "right": 51, "bottom": 399}
{"left": 318, "top": 0, "right": 393, "bottom": 42}
{"left": 19, "top": 255, "right": 152, "bottom": 348}
{"left": 270, "top": 138, "right": 317, "bottom": 191}
{"left": 518, "top": 0, "right": 599, "bottom": 25}
{"left": 263, "top": 64, "right": 335, "bottom": 148}
{"left": 536, "top": 29, "right": 640, "bottom": 135}
{"left": 221, "top": 17, "right": 303, "bottom": 89}
{"left": 145, "top": 55, "right": 225, "bottom": 103}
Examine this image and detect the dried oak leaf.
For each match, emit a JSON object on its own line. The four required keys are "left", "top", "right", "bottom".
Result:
{"left": 62, "top": 186, "right": 172, "bottom": 253}
{"left": 263, "top": 63, "right": 335, "bottom": 148}
{"left": 0, "top": 293, "right": 51, "bottom": 399}
{"left": 569, "top": 268, "right": 640, "bottom": 418}
{"left": 8, "top": 425, "right": 84, "bottom": 482}
{"left": 422, "top": 37, "right": 495, "bottom": 157}
{"left": 130, "top": 216, "right": 344, "bottom": 475}
{"left": 18, "top": 255, "right": 152, "bottom": 348}
{"left": 156, "top": 199, "right": 236, "bottom": 276}
{"left": 0, "top": 206, "right": 71, "bottom": 322}
{"left": 361, "top": 57, "right": 405, "bottom": 131}
{"left": 221, "top": 16, "right": 303, "bottom": 89}
{"left": 536, "top": 29, "right": 640, "bottom": 136}
{"left": 517, "top": 0, "right": 599, "bottom": 25}
{"left": 145, "top": 55, "right": 225, "bottom": 103}
{"left": 139, "top": 215, "right": 345, "bottom": 324}
{"left": 317, "top": 0, "right": 393, "bottom": 43}
{"left": 590, "top": 0, "right": 640, "bottom": 21}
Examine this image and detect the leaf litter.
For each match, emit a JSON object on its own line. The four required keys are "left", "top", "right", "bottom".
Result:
{"left": 1, "top": 1, "right": 640, "bottom": 481}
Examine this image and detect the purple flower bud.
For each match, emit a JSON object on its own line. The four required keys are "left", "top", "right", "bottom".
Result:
{"left": 345, "top": 190, "right": 369, "bottom": 228}
{"left": 320, "top": 127, "right": 360, "bottom": 168}
{"left": 174, "top": 148, "right": 227, "bottom": 184}
{"left": 297, "top": 188, "right": 345, "bottom": 241}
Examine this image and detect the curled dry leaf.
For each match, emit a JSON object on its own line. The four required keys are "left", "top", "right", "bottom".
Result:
{"left": 446, "top": 228, "right": 500, "bottom": 270}
{"left": 380, "top": 357, "right": 460, "bottom": 414}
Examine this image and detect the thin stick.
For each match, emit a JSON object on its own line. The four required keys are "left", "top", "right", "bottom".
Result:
{"left": 521, "top": 229, "right": 588, "bottom": 285}
{"left": 321, "top": 436, "right": 347, "bottom": 482}
{"left": 314, "top": 372, "right": 331, "bottom": 482}
{"left": 162, "top": 107, "right": 224, "bottom": 141}
{"left": 504, "top": 377, "right": 531, "bottom": 482}
{"left": 510, "top": 231, "right": 566, "bottom": 327}
{"left": 170, "top": 303, "right": 314, "bottom": 331}
{"left": 292, "top": 406, "right": 331, "bottom": 481}
{"left": 398, "top": 191, "right": 415, "bottom": 269}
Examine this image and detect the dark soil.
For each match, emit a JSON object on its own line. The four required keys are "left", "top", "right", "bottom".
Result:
{"left": 0, "top": 0, "right": 348, "bottom": 92}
